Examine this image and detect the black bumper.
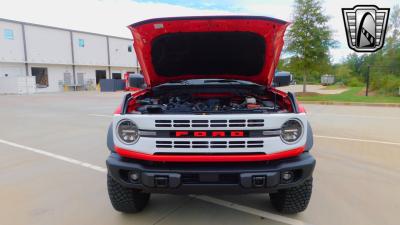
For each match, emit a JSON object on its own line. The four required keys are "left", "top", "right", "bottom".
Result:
{"left": 106, "top": 152, "right": 315, "bottom": 194}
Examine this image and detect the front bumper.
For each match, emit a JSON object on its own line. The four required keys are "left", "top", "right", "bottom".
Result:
{"left": 106, "top": 152, "right": 315, "bottom": 194}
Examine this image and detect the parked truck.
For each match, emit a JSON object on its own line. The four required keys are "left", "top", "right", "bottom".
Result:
{"left": 106, "top": 16, "right": 315, "bottom": 214}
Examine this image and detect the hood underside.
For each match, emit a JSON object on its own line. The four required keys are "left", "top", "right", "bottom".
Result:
{"left": 129, "top": 16, "right": 289, "bottom": 87}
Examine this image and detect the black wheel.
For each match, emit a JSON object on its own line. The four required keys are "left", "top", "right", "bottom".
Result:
{"left": 269, "top": 178, "right": 313, "bottom": 214}
{"left": 107, "top": 174, "right": 150, "bottom": 213}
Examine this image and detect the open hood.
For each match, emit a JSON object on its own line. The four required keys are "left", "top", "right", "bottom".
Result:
{"left": 128, "top": 16, "right": 289, "bottom": 87}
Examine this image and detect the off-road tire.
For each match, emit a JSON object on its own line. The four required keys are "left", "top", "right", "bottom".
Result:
{"left": 269, "top": 178, "right": 313, "bottom": 214}
{"left": 107, "top": 174, "right": 150, "bottom": 213}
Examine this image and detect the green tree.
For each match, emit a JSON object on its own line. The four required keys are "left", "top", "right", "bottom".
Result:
{"left": 345, "top": 53, "right": 364, "bottom": 76}
{"left": 285, "top": 0, "right": 336, "bottom": 92}
{"left": 387, "top": 4, "right": 400, "bottom": 47}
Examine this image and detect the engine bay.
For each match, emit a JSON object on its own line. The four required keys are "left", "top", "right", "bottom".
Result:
{"left": 132, "top": 85, "right": 291, "bottom": 114}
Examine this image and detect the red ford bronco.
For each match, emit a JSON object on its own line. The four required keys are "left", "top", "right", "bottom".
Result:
{"left": 106, "top": 16, "right": 315, "bottom": 214}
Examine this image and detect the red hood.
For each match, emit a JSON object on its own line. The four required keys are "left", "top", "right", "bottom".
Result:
{"left": 129, "top": 16, "right": 289, "bottom": 87}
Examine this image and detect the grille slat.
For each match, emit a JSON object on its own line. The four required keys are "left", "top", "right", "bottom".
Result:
{"left": 229, "top": 119, "right": 245, "bottom": 123}
{"left": 247, "top": 145, "right": 264, "bottom": 148}
{"left": 211, "top": 145, "right": 227, "bottom": 148}
{"left": 155, "top": 120, "right": 171, "bottom": 123}
{"left": 230, "top": 141, "right": 245, "bottom": 144}
{"left": 192, "top": 124, "right": 208, "bottom": 127}
{"left": 247, "top": 124, "right": 264, "bottom": 127}
{"left": 192, "top": 145, "right": 209, "bottom": 148}
{"left": 155, "top": 124, "right": 171, "bottom": 127}
{"left": 229, "top": 124, "right": 245, "bottom": 127}
{"left": 247, "top": 141, "right": 263, "bottom": 144}
{"left": 156, "top": 145, "right": 172, "bottom": 148}
{"left": 174, "top": 120, "right": 190, "bottom": 123}
{"left": 248, "top": 119, "right": 263, "bottom": 123}
{"left": 210, "top": 124, "right": 227, "bottom": 127}
{"left": 192, "top": 120, "right": 208, "bottom": 123}
{"left": 211, "top": 120, "right": 227, "bottom": 123}
{"left": 174, "top": 124, "right": 190, "bottom": 127}
{"left": 174, "top": 145, "right": 191, "bottom": 148}
{"left": 174, "top": 141, "right": 190, "bottom": 144}
{"left": 210, "top": 141, "right": 227, "bottom": 144}
{"left": 192, "top": 141, "right": 208, "bottom": 144}
{"left": 229, "top": 145, "right": 245, "bottom": 148}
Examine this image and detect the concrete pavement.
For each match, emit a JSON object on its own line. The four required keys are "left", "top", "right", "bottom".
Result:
{"left": 278, "top": 84, "right": 348, "bottom": 94}
{"left": 0, "top": 92, "right": 399, "bottom": 225}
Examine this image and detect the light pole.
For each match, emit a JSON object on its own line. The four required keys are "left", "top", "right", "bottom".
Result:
{"left": 365, "top": 65, "right": 370, "bottom": 96}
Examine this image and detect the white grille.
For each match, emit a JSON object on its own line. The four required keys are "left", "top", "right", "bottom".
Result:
{"left": 156, "top": 140, "right": 263, "bottom": 149}
{"left": 155, "top": 119, "right": 264, "bottom": 128}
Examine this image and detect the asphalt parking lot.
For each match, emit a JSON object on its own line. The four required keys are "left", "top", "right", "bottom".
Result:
{"left": 1, "top": 92, "right": 399, "bottom": 225}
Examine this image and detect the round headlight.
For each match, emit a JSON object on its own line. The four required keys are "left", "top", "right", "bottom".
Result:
{"left": 280, "top": 119, "right": 303, "bottom": 144}
{"left": 117, "top": 119, "right": 139, "bottom": 144}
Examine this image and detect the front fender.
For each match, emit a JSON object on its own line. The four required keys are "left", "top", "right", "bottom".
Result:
{"left": 305, "top": 122, "right": 314, "bottom": 151}
{"left": 107, "top": 123, "right": 115, "bottom": 152}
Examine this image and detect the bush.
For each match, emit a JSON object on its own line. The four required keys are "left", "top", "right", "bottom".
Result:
{"left": 371, "top": 74, "right": 400, "bottom": 96}
{"left": 345, "top": 77, "right": 364, "bottom": 87}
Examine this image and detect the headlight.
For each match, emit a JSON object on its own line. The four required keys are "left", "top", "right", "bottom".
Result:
{"left": 116, "top": 119, "right": 139, "bottom": 144}
{"left": 280, "top": 119, "right": 303, "bottom": 144}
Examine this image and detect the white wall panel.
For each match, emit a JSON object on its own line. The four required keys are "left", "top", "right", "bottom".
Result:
{"left": 0, "top": 21, "right": 25, "bottom": 62}
{"left": 0, "top": 76, "right": 35, "bottom": 94}
{"left": 73, "top": 32, "right": 108, "bottom": 66}
{"left": 0, "top": 62, "right": 25, "bottom": 77}
{"left": 25, "top": 25, "right": 72, "bottom": 64}
{"left": 109, "top": 38, "right": 136, "bottom": 67}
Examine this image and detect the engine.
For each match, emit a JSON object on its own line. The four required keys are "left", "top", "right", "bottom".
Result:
{"left": 135, "top": 94, "right": 283, "bottom": 114}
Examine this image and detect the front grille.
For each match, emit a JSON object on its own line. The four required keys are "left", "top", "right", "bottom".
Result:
{"left": 155, "top": 119, "right": 264, "bottom": 128}
{"left": 156, "top": 140, "right": 263, "bottom": 148}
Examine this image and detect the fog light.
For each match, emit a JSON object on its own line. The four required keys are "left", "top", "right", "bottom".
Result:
{"left": 129, "top": 171, "right": 140, "bottom": 181}
{"left": 281, "top": 171, "right": 294, "bottom": 182}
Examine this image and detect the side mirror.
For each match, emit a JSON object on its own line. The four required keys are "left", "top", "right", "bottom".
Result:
{"left": 128, "top": 73, "right": 146, "bottom": 88}
{"left": 273, "top": 72, "right": 292, "bottom": 87}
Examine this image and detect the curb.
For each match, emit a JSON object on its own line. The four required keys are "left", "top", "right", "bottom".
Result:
{"left": 299, "top": 101, "right": 400, "bottom": 108}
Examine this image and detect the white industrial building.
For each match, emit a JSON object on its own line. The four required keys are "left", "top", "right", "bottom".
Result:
{"left": 0, "top": 18, "right": 138, "bottom": 94}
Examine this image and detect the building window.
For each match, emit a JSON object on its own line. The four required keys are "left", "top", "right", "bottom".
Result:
{"left": 128, "top": 45, "right": 132, "bottom": 52}
{"left": 4, "top": 29, "right": 14, "bottom": 40}
{"left": 78, "top": 39, "right": 85, "bottom": 47}
{"left": 112, "top": 73, "right": 122, "bottom": 79}
{"left": 31, "top": 67, "right": 49, "bottom": 88}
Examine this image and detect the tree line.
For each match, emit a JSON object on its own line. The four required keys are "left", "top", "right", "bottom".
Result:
{"left": 279, "top": 0, "right": 400, "bottom": 96}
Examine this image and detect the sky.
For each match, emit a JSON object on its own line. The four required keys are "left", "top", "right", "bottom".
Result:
{"left": 0, "top": 0, "right": 397, "bottom": 63}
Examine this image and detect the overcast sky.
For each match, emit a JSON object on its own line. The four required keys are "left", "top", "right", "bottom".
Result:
{"left": 0, "top": 0, "right": 397, "bottom": 63}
